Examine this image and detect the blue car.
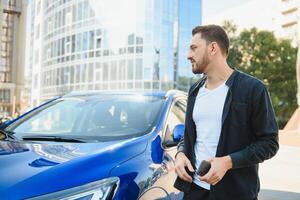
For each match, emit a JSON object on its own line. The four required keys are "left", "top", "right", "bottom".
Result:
{"left": 0, "top": 90, "right": 187, "bottom": 200}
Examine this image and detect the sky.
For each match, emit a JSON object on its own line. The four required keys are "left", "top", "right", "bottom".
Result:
{"left": 203, "top": 0, "right": 252, "bottom": 18}
{"left": 202, "top": 0, "right": 282, "bottom": 37}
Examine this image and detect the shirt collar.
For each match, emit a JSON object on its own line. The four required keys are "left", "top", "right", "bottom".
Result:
{"left": 190, "top": 68, "right": 239, "bottom": 96}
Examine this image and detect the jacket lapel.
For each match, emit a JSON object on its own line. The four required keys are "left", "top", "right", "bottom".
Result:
{"left": 221, "top": 70, "right": 238, "bottom": 125}
{"left": 186, "top": 75, "right": 206, "bottom": 156}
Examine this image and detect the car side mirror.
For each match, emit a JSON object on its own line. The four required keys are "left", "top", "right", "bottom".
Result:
{"left": 173, "top": 124, "right": 184, "bottom": 142}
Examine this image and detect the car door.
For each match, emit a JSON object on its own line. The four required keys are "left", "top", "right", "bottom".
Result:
{"left": 139, "top": 98, "right": 187, "bottom": 200}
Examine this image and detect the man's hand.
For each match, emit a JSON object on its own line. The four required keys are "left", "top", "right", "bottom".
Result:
{"left": 175, "top": 152, "right": 195, "bottom": 182}
{"left": 199, "top": 155, "right": 232, "bottom": 185}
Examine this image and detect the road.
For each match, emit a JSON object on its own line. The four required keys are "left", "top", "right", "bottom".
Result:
{"left": 258, "top": 145, "right": 300, "bottom": 200}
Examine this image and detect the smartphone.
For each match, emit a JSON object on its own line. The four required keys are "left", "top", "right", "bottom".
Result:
{"left": 196, "top": 160, "right": 211, "bottom": 176}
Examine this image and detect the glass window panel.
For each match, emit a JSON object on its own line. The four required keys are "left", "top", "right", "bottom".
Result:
{"left": 81, "top": 64, "right": 87, "bottom": 82}
{"left": 144, "top": 82, "right": 151, "bottom": 89}
{"left": 83, "top": 32, "right": 88, "bottom": 51}
{"left": 35, "top": 24, "right": 40, "bottom": 39}
{"left": 58, "top": 11, "right": 62, "bottom": 27}
{"left": 96, "top": 29, "right": 101, "bottom": 36}
{"left": 103, "top": 62, "right": 108, "bottom": 81}
{"left": 135, "top": 59, "right": 143, "bottom": 80}
{"left": 76, "top": 65, "right": 81, "bottom": 82}
{"left": 119, "top": 60, "right": 126, "bottom": 80}
{"left": 135, "top": 81, "right": 142, "bottom": 89}
{"left": 58, "top": 39, "right": 61, "bottom": 56}
{"left": 136, "top": 37, "right": 143, "bottom": 44}
{"left": 66, "top": 6, "right": 72, "bottom": 24}
{"left": 76, "top": 33, "right": 82, "bottom": 52}
{"left": 72, "top": 4, "right": 77, "bottom": 22}
{"left": 128, "top": 47, "right": 134, "bottom": 54}
{"left": 62, "top": 37, "right": 65, "bottom": 55}
{"left": 70, "top": 65, "right": 74, "bottom": 83}
{"left": 71, "top": 34, "right": 76, "bottom": 52}
{"left": 96, "top": 38, "right": 101, "bottom": 49}
{"left": 62, "top": 9, "right": 66, "bottom": 26}
{"left": 66, "top": 36, "right": 71, "bottom": 54}
{"left": 78, "top": 2, "right": 83, "bottom": 20}
{"left": 89, "top": 31, "right": 94, "bottom": 49}
{"left": 127, "top": 60, "right": 134, "bottom": 80}
{"left": 60, "top": 67, "right": 64, "bottom": 84}
{"left": 136, "top": 46, "right": 143, "bottom": 53}
{"left": 89, "top": 5, "right": 95, "bottom": 18}
{"left": 128, "top": 34, "right": 135, "bottom": 45}
{"left": 103, "top": 49, "right": 109, "bottom": 56}
{"left": 110, "top": 61, "right": 117, "bottom": 80}
{"left": 96, "top": 50, "right": 101, "bottom": 57}
{"left": 95, "top": 63, "right": 102, "bottom": 81}
{"left": 54, "top": 13, "right": 58, "bottom": 28}
{"left": 83, "top": 0, "right": 89, "bottom": 19}
{"left": 144, "top": 68, "right": 151, "bottom": 80}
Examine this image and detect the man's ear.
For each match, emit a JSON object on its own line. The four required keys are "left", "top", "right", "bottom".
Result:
{"left": 210, "top": 42, "right": 218, "bottom": 55}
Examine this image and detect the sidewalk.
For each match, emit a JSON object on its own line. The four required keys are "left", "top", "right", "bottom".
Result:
{"left": 258, "top": 130, "right": 300, "bottom": 200}
{"left": 279, "top": 130, "right": 300, "bottom": 147}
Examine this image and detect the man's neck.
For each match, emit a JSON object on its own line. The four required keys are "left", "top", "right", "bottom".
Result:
{"left": 205, "top": 62, "right": 233, "bottom": 90}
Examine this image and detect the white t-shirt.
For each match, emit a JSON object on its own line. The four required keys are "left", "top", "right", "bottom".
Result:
{"left": 192, "top": 81, "right": 229, "bottom": 190}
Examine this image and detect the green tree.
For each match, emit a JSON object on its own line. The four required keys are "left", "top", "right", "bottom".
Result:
{"left": 177, "top": 76, "right": 199, "bottom": 92}
{"left": 224, "top": 24, "right": 297, "bottom": 128}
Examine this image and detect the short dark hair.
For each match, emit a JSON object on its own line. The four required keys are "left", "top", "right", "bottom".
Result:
{"left": 192, "top": 25, "right": 229, "bottom": 56}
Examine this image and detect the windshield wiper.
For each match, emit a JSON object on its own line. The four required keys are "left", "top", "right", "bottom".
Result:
{"left": 0, "top": 129, "right": 18, "bottom": 141}
{"left": 22, "top": 135, "right": 86, "bottom": 143}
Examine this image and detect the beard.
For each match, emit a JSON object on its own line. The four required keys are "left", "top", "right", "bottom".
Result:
{"left": 192, "top": 53, "right": 209, "bottom": 74}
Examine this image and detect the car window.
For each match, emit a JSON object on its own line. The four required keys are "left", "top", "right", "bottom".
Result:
{"left": 6, "top": 95, "right": 165, "bottom": 141}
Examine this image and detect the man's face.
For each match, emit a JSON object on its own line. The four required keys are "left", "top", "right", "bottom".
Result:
{"left": 187, "top": 33, "right": 210, "bottom": 74}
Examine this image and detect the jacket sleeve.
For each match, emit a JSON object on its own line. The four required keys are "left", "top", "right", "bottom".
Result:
{"left": 229, "top": 83, "right": 279, "bottom": 169}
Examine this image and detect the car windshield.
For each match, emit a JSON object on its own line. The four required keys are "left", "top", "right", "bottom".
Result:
{"left": 5, "top": 94, "right": 165, "bottom": 142}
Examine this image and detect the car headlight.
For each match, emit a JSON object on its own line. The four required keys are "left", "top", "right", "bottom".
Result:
{"left": 29, "top": 177, "right": 119, "bottom": 200}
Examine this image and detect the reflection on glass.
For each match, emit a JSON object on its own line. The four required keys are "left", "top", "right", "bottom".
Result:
{"left": 30, "top": 0, "right": 201, "bottom": 104}
{"left": 6, "top": 95, "right": 165, "bottom": 141}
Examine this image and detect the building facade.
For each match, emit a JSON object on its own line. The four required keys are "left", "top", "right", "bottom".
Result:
{"left": 0, "top": 0, "right": 27, "bottom": 117}
{"left": 280, "top": 0, "right": 299, "bottom": 46}
{"left": 279, "top": 0, "right": 300, "bottom": 132}
{"left": 29, "top": 0, "right": 201, "bottom": 106}
{"left": 280, "top": 0, "right": 300, "bottom": 107}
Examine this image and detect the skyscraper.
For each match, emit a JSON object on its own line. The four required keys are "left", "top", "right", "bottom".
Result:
{"left": 0, "top": 0, "right": 27, "bottom": 117}
{"left": 29, "top": 0, "right": 202, "bottom": 106}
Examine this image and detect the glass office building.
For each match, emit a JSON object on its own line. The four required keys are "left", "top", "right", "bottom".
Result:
{"left": 29, "top": 0, "right": 201, "bottom": 106}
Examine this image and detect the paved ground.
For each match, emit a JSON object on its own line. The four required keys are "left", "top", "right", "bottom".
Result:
{"left": 258, "top": 130, "right": 300, "bottom": 200}
{"left": 278, "top": 130, "right": 300, "bottom": 147}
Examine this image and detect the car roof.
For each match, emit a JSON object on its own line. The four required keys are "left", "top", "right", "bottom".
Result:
{"left": 62, "top": 90, "right": 187, "bottom": 99}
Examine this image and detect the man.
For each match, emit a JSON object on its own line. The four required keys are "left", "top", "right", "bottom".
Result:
{"left": 174, "top": 25, "right": 279, "bottom": 200}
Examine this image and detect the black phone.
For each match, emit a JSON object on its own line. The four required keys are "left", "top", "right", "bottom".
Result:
{"left": 196, "top": 160, "right": 211, "bottom": 176}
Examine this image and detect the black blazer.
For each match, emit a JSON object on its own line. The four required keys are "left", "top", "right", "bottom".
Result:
{"left": 174, "top": 70, "right": 279, "bottom": 200}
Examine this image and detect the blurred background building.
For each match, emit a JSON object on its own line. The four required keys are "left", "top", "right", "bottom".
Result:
{"left": 280, "top": 0, "right": 299, "bottom": 46}
{"left": 0, "top": 0, "right": 27, "bottom": 118}
{"left": 28, "top": 0, "right": 202, "bottom": 107}
{"left": 279, "top": 0, "right": 300, "bottom": 131}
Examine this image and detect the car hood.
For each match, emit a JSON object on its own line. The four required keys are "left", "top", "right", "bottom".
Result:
{"left": 0, "top": 137, "right": 148, "bottom": 199}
